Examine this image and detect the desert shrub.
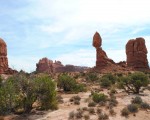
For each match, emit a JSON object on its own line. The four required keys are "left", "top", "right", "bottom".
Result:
{"left": 69, "top": 111, "right": 75, "bottom": 119}
{"left": 70, "top": 96, "right": 81, "bottom": 105}
{"left": 88, "top": 102, "right": 96, "bottom": 107}
{"left": 56, "top": 95, "right": 64, "bottom": 104}
{"left": 0, "top": 74, "right": 58, "bottom": 115}
{"left": 86, "top": 72, "right": 99, "bottom": 82}
{"left": 100, "top": 74, "right": 117, "bottom": 88}
{"left": 57, "top": 74, "right": 76, "bottom": 91}
{"left": 127, "top": 104, "right": 138, "bottom": 113}
{"left": 73, "top": 96, "right": 81, "bottom": 101}
{"left": 108, "top": 97, "right": 118, "bottom": 107}
{"left": 88, "top": 108, "right": 95, "bottom": 114}
{"left": 0, "top": 73, "right": 37, "bottom": 114}
{"left": 0, "top": 77, "right": 18, "bottom": 115}
{"left": 118, "top": 72, "right": 149, "bottom": 94}
{"left": 99, "top": 101, "right": 106, "bottom": 106}
{"left": 100, "top": 77, "right": 111, "bottom": 88}
{"left": 74, "top": 100, "right": 80, "bottom": 105}
{"left": 75, "top": 111, "right": 83, "bottom": 119}
{"left": 84, "top": 114, "right": 90, "bottom": 120}
{"left": 82, "top": 107, "right": 88, "bottom": 111}
{"left": 98, "top": 113, "right": 109, "bottom": 120}
{"left": 57, "top": 74, "right": 85, "bottom": 93}
{"left": 140, "top": 102, "right": 150, "bottom": 109}
{"left": 92, "top": 93, "right": 108, "bottom": 103}
{"left": 109, "top": 109, "right": 116, "bottom": 116}
{"left": 0, "top": 76, "right": 2, "bottom": 85}
{"left": 97, "top": 108, "right": 102, "bottom": 114}
{"left": 73, "top": 84, "right": 86, "bottom": 92}
{"left": 110, "top": 87, "right": 117, "bottom": 94}
{"left": 34, "top": 75, "right": 57, "bottom": 110}
{"left": 146, "top": 86, "right": 150, "bottom": 91}
{"left": 102, "top": 73, "right": 117, "bottom": 84}
{"left": 121, "top": 107, "right": 129, "bottom": 117}
{"left": 116, "top": 73, "right": 123, "bottom": 77}
{"left": 131, "top": 96, "right": 143, "bottom": 104}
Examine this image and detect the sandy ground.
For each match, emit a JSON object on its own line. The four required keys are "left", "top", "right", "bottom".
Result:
{"left": 3, "top": 89, "right": 150, "bottom": 120}
{"left": 34, "top": 90, "right": 150, "bottom": 120}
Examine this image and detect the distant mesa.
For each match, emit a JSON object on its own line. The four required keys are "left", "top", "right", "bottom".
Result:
{"left": 126, "top": 37, "right": 149, "bottom": 70}
{"left": 0, "top": 38, "right": 17, "bottom": 74}
{"left": 36, "top": 57, "right": 88, "bottom": 73}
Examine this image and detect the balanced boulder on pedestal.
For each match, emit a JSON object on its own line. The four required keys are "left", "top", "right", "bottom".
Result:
{"left": 92, "top": 32, "right": 115, "bottom": 69}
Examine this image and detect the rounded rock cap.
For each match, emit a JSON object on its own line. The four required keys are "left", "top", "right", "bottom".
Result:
{"left": 93, "top": 32, "right": 102, "bottom": 48}
{"left": 0, "top": 38, "right": 7, "bottom": 46}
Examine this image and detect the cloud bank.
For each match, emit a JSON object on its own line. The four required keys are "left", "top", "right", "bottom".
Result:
{"left": 0, "top": 0, "right": 150, "bottom": 72}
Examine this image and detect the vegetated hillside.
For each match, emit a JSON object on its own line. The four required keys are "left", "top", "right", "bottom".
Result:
{"left": 0, "top": 71, "right": 150, "bottom": 120}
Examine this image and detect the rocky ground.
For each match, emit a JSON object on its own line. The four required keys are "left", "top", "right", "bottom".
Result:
{"left": 3, "top": 87, "right": 150, "bottom": 120}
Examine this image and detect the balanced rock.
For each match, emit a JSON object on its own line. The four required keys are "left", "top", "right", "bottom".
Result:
{"left": 126, "top": 37, "right": 149, "bottom": 69}
{"left": 0, "top": 38, "right": 9, "bottom": 74}
{"left": 93, "top": 32, "right": 102, "bottom": 48}
{"left": 93, "top": 32, "right": 115, "bottom": 69}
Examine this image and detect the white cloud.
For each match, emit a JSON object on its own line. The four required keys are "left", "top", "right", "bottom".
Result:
{"left": 32, "top": 0, "right": 150, "bottom": 45}
{"left": 8, "top": 56, "right": 39, "bottom": 72}
{"left": 4, "top": 0, "right": 150, "bottom": 72}
{"left": 55, "top": 49, "right": 96, "bottom": 67}
{"left": 55, "top": 48, "right": 127, "bottom": 67}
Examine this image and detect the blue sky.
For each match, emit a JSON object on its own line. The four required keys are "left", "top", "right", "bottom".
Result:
{"left": 0, "top": 0, "right": 150, "bottom": 72}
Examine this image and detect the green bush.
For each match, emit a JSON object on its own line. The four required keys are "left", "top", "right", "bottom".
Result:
{"left": 0, "top": 77, "right": 18, "bottom": 114}
{"left": 0, "top": 74, "right": 36, "bottom": 114}
{"left": 84, "top": 114, "right": 90, "bottom": 120}
{"left": 34, "top": 75, "right": 57, "bottom": 110}
{"left": 0, "top": 76, "right": 2, "bottom": 85}
{"left": 57, "top": 74, "right": 86, "bottom": 93}
{"left": 108, "top": 97, "right": 118, "bottom": 107}
{"left": 131, "top": 96, "right": 142, "bottom": 104}
{"left": 118, "top": 72, "right": 149, "bottom": 94}
{"left": 140, "top": 102, "right": 150, "bottom": 109}
{"left": 100, "top": 74, "right": 117, "bottom": 88}
{"left": 0, "top": 73, "right": 58, "bottom": 115}
{"left": 109, "top": 109, "right": 116, "bottom": 116}
{"left": 121, "top": 107, "right": 129, "bottom": 117}
{"left": 74, "top": 100, "right": 80, "bottom": 105}
{"left": 57, "top": 74, "right": 76, "bottom": 91}
{"left": 88, "top": 108, "right": 95, "bottom": 114}
{"left": 102, "top": 73, "right": 117, "bottom": 84}
{"left": 92, "top": 93, "right": 108, "bottom": 103}
{"left": 100, "top": 77, "right": 111, "bottom": 88}
{"left": 88, "top": 102, "right": 96, "bottom": 107}
{"left": 109, "top": 87, "right": 117, "bottom": 94}
{"left": 127, "top": 104, "right": 138, "bottom": 113}
{"left": 69, "top": 111, "right": 75, "bottom": 119}
{"left": 86, "top": 72, "right": 99, "bottom": 82}
{"left": 98, "top": 113, "right": 109, "bottom": 120}
{"left": 97, "top": 108, "right": 102, "bottom": 114}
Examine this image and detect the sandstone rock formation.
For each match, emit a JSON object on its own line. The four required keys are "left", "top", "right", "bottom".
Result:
{"left": 126, "top": 37, "right": 149, "bottom": 70}
{"left": 93, "top": 32, "right": 115, "bottom": 69}
{"left": 36, "top": 58, "right": 88, "bottom": 73}
{"left": 0, "top": 38, "right": 8, "bottom": 74}
{"left": 36, "top": 57, "right": 54, "bottom": 73}
{"left": 0, "top": 38, "right": 16, "bottom": 74}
